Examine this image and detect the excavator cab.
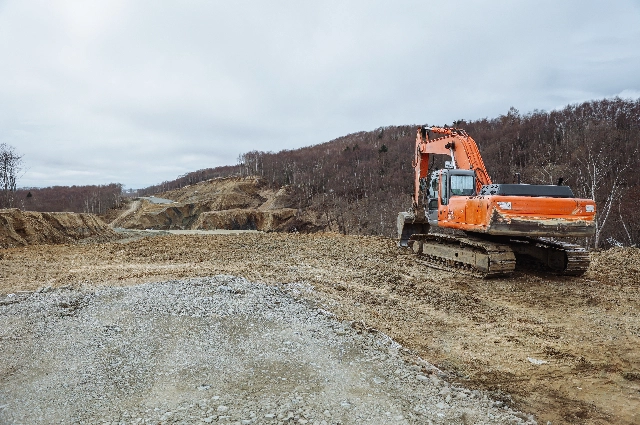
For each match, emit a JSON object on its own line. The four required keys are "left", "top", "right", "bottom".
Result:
{"left": 426, "top": 169, "right": 476, "bottom": 226}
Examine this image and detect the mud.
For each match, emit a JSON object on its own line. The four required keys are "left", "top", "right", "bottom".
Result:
{"left": 1, "top": 232, "right": 638, "bottom": 424}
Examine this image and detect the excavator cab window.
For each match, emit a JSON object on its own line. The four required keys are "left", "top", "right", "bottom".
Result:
{"left": 441, "top": 171, "right": 475, "bottom": 205}
{"left": 450, "top": 175, "right": 475, "bottom": 196}
{"left": 441, "top": 172, "right": 449, "bottom": 205}
{"left": 428, "top": 173, "right": 439, "bottom": 210}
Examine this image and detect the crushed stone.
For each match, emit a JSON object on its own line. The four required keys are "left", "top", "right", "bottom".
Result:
{"left": 0, "top": 276, "right": 536, "bottom": 424}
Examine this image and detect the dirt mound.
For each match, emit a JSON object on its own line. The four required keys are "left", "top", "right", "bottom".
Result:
{"left": 116, "top": 200, "right": 205, "bottom": 230}
{"left": 587, "top": 247, "right": 640, "bottom": 286}
{"left": 0, "top": 209, "right": 118, "bottom": 248}
{"left": 162, "top": 176, "right": 266, "bottom": 207}
{"left": 114, "top": 177, "right": 327, "bottom": 232}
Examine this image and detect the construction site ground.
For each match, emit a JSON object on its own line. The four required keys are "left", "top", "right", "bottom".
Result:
{"left": 1, "top": 231, "right": 639, "bottom": 424}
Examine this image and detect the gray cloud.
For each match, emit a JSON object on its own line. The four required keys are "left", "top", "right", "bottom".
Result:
{"left": 1, "top": 0, "right": 639, "bottom": 188}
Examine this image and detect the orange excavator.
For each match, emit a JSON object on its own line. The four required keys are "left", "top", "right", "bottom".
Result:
{"left": 398, "top": 125, "right": 596, "bottom": 277}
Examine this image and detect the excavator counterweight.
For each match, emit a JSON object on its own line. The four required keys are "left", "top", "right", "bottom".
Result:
{"left": 398, "top": 125, "right": 596, "bottom": 277}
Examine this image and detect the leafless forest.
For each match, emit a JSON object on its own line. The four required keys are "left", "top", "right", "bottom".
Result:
{"left": 14, "top": 184, "right": 124, "bottom": 216}
{"left": 14, "top": 97, "right": 640, "bottom": 248}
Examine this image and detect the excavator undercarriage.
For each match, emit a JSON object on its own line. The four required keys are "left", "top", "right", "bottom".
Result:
{"left": 408, "top": 233, "right": 516, "bottom": 278}
{"left": 406, "top": 231, "right": 589, "bottom": 278}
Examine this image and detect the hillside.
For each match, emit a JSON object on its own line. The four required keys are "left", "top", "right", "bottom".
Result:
{"left": 136, "top": 97, "right": 640, "bottom": 248}
{"left": 9, "top": 97, "right": 640, "bottom": 248}
{"left": 111, "top": 177, "right": 326, "bottom": 232}
{"left": 14, "top": 184, "right": 124, "bottom": 215}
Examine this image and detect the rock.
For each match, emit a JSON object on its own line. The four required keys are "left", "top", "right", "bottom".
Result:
{"left": 527, "top": 357, "right": 548, "bottom": 365}
{"left": 429, "top": 374, "right": 441, "bottom": 386}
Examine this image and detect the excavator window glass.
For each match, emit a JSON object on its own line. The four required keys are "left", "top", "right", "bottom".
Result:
{"left": 428, "top": 175, "right": 439, "bottom": 210}
{"left": 441, "top": 173, "right": 449, "bottom": 205}
{"left": 450, "top": 175, "right": 475, "bottom": 196}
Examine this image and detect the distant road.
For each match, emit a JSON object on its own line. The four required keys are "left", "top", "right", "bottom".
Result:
{"left": 109, "top": 199, "right": 141, "bottom": 228}
{"left": 139, "top": 196, "right": 175, "bottom": 204}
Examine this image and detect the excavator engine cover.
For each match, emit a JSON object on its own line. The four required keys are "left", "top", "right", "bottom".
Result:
{"left": 480, "top": 184, "right": 574, "bottom": 198}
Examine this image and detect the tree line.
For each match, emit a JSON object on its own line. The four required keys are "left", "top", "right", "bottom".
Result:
{"left": 13, "top": 184, "right": 124, "bottom": 215}
{"left": 0, "top": 143, "right": 125, "bottom": 215}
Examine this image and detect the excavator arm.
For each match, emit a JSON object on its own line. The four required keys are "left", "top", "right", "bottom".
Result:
{"left": 412, "top": 126, "right": 492, "bottom": 208}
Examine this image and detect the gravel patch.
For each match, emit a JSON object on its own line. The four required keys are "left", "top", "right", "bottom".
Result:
{"left": 0, "top": 277, "right": 536, "bottom": 424}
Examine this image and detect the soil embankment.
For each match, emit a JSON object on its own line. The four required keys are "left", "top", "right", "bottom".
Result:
{"left": 0, "top": 208, "right": 118, "bottom": 248}
{"left": 114, "top": 177, "right": 325, "bottom": 232}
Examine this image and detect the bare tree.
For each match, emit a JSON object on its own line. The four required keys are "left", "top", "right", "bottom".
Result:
{"left": 0, "top": 143, "right": 23, "bottom": 208}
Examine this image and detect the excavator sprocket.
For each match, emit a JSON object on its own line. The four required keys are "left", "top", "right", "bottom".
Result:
{"left": 408, "top": 233, "right": 516, "bottom": 278}
{"left": 508, "top": 237, "right": 590, "bottom": 276}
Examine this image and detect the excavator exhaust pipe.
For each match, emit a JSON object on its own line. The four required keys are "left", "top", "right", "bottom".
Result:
{"left": 397, "top": 211, "right": 429, "bottom": 247}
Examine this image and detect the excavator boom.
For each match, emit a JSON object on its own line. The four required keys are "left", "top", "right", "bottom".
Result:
{"left": 412, "top": 126, "right": 491, "bottom": 207}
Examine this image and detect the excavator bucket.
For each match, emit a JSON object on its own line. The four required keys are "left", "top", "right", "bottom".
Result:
{"left": 397, "top": 212, "right": 429, "bottom": 247}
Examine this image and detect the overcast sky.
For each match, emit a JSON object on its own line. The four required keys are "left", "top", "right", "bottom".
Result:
{"left": 2, "top": 0, "right": 639, "bottom": 189}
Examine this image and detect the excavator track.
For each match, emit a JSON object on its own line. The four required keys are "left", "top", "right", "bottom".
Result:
{"left": 507, "top": 237, "right": 590, "bottom": 276}
{"left": 408, "top": 233, "right": 516, "bottom": 278}
{"left": 407, "top": 233, "right": 589, "bottom": 277}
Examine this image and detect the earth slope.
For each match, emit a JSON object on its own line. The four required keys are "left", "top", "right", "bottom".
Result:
{"left": 113, "top": 177, "right": 325, "bottom": 232}
{"left": 0, "top": 208, "right": 117, "bottom": 248}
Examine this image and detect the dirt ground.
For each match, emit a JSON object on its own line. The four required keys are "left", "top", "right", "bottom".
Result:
{"left": 1, "top": 232, "right": 639, "bottom": 424}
